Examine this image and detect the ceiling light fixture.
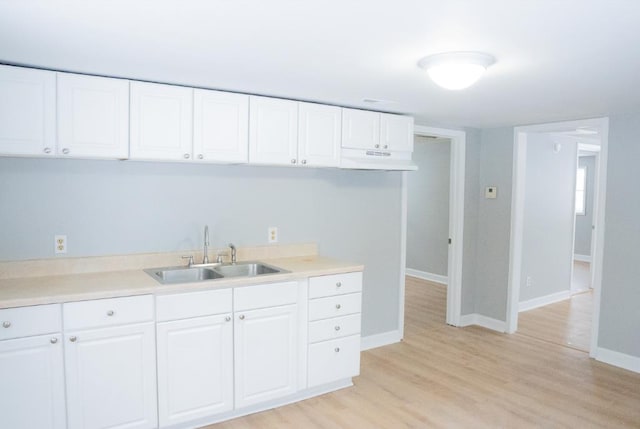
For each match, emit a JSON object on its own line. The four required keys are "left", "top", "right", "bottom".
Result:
{"left": 417, "top": 52, "right": 495, "bottom": 90}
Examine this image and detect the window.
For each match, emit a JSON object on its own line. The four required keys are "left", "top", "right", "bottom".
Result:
{"left": 575, "top": 166, "right": 586, "bottom": 215}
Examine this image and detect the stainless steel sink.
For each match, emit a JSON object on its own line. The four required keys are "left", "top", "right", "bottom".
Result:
{"left": 212, "top": 261, "right": 284, "bottom": 278}
{"left": 144, "top": 266, "right": 224, "bottom": 284}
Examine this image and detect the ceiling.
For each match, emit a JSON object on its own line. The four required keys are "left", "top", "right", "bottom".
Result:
{"left": 1, "top": 0, "right": 639, "bottom": 129}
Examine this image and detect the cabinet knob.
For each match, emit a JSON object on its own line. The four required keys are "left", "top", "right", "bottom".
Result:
{"left": 374, "top": 144, "right": 380, "bottom": 149}
{"left": 336, "top": 281, "right": 342, "bottom": 288}
{"left": 69, "top": 336, "right": 77, "bottom": 343}
{"left": 62, "top": 148, "right": 70, "bottom": 155}
{"left": 225, "top": 316, "right": 231, "bottom": 322}
{"left": 43, "top": 147, "right": 52, "bottom": 154}
{"left": 50, "top": 337, "right": 58, "bottom": 344}
{"left": 291, "top": 159, "right": 297, "bottom": 164}
{"left": 107, "top": 310, "right": 115, "bottom": 317}
{"left": 198, "top": 154, "right": 204, "bottom": 160}
{"left": 383, "top": 145, "right": 388, "bottom": 149}
{"left": 334, "top": 347, "right": 340, "bottom": 353}
{"left": 2, "top": 321, "right": 11, "bottom": 328}
{"left": 184, "top": 153, "right": 190, "bottom": 159}
{"left": 335, "top": 325, "right": 341, "bottom": 331}
{"left": 239, "top": 315, "right": 245, "bottom": 320}
{"left": 335, "top": 304, "right": 341, "bottom": 309}
{"left": 301, "top": 159, "right": 307, "bottom": 165}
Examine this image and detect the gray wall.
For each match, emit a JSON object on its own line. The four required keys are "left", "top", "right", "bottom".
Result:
{"left": 461, "top": 128, "right": 481, "bottom": 315}
{"left": 0, "top": 158, "right": 403, "bottom": 337}
{"left": 406, "top": 137, "right": 450, "bottom": 276}
{"left": 519, "top": 134, "right": 576, "bottom": 302}
{"left": 599, "top": 112, "right": 640, "bottom": 358}
{"left": 574, "top": 155, "right": 595, "bottom": 256}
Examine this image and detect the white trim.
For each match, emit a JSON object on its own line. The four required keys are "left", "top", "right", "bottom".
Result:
{"left": 360, "top": 330, "right": 402, "bottom": 351}
{"left": 518, "top": 290, "right": 571, "bottom": 312}
{"left": 573, "top": 254, "right": 592, "bottom": 263}
{"left": 398, "top": 171, "right": 408, "bottom": 340}
{"left": 405, "top": 268, "right": 448, "bottom": 285}
{"left": 413, "top": 125, "right": 465, "bottom": 328}
{"left": 459, "top": 314, "right": 507, "bottom": 333}
{"left": 595, "top": 347, "right": 640, "bottom": 374}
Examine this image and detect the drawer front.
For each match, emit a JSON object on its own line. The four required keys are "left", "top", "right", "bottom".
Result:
{"left": 234, "top": 281, "right": 298, "bottom": 311}
{"left": 308, "top": 292, "right": 361, "bottom": 321}
{"left": 309, "top": 271, "right": 362, "bottom": 299}
{"left": 308, "top": 335, "right": 361, "bottom": 387}
{"left": 0, "top": 304, "right": 61, "bottom": 340}
{"left": 63, "top": 295, "right": 153, "bottom": 330}
{"left": 156, "top": 288, "right": 232, "bottom": 322}
{"left": 308, "top": 313, "right": 361, "bottom": 343}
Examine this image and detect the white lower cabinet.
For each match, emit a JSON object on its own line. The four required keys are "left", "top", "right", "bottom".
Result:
{"left": 64, "top": 296, "right": 157, "bottom": 429}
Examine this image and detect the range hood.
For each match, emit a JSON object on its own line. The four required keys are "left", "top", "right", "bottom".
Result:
{"left": 340, "top": 148, "right": 418, "bottom": 171}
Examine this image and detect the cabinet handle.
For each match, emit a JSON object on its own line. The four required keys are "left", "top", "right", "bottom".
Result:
{"left": 62, "top": 148, "right": 70, "bottom": 155}
{"left": 291, "top": 159, "right": 297, "bottom": 164}
{"left": 2, "top": 321, "right": 11, "bottom": 328}
{"left": 198, "top": 154, "right": 204, "bottom": 160}
{"left": 334, "top": 347, "right": 340, "bottom": 353}
{"left": 239, "top": 315, "right": 245, "bottom": 320}
{"left": 43, "top": 147, "right": 52, "bottom": 154}
{"left": 69, "top": 336, "right": 77, "bottom": 343}
{"left": 335, "top": 304, "right": 341, "bottom": 309}
{"left": 301, "top": 159, "right": 307, "bottom": 165}
{"left": 335, "top": 326, "right": 341, "bottom": 331}
{"left": 184, "top": 153, "right": 190, "bottom": 159}
{"left": 225, "top": 316, "right": 231, "bottom": 322}
{"left": 336, "top": 281, "right": 342, "bottom": 288}
{"left": 374, "top": 144, "right": 380, "bottom": 149}
{"left": 107, "top": 310, "right": 115, "bottom": 316}
{"left": 50, "top": 337, "right": 58, "bottom": 344}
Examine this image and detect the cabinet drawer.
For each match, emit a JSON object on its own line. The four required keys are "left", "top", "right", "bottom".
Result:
{"left": 309, "top": 272, "right": 362, "bottom": 299}
{"left": 234, "top": 281, "right": 298, "bottom": 311}
{"left": 63, "top": 295, "right": 153, "bottom": 330}
{"left": 156, "top": 288, "right": 232, "bottom": 322}
{"left": 308, "top": 335, "right": 361, "bottom": 387}
{"left": 308, "top": 313, "right": 361, "bottom": 343}
{"left": 308, "top": 293, "right": 361, "bottom": 321}
{"left": 0, "top": 304, "right": 61, "bottom": 340}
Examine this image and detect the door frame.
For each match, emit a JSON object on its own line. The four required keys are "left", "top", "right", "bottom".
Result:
{"left": 400, "top": 125, "right": 466, "bottom": 336}
{"left": 505, "top": 117, "right": 608, "bottom": 358}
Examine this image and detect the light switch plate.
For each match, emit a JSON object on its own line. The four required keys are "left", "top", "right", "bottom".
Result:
{"left": 485, "top": 186, "right": 497, "bottom": 199}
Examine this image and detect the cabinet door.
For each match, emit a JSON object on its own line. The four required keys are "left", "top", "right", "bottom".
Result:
{"left": 298, "top": 102, "right": 341, "bottom": 167}
{"left": 308, "top": 334, "right": 361, "bottom": 388}
{"left": 0, "top": 65, "right": 56, "bottom": 156}
{"left": 130, "top": 81, "right": 193, "bottom": 161}
{"left": 234, "top": 304, "right": 298, "bottom": 408}
{"left": 194, "top": 89, "right": 249, "bottom": 163}
{"left": 157, "top": 314, "right": 233, "bottom": 427}
{"left": 380, "top": 113, "right": 414, "bottom": 152}
{"left": 0, "top": 334, "right": 66, "bottom": 429}
{"left": 249, "top": 96, "right": 298, "bottom": 165}
{"left": 341, "top": 108, "right": 380, "bottom": 150}
{"left": 57, "top": 72, "right": 129, "bottom": 159}
{"left": 65, "top": 323, "right": 157, "bottom": 429}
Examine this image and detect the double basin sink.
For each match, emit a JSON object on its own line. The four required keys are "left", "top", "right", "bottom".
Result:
{"left": 144, "top": 261, "right": 287, "bottom": 285}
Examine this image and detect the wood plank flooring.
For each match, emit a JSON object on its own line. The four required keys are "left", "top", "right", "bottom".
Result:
{"left": 205, "top": 277, "right": 640, "bottom": 428}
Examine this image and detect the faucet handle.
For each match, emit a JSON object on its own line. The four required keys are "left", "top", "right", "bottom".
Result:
{"left": 216, "top": 251, "right": 228, "bottom": 263}
{"left": 181, "top": 255, "right": 194, "bottom": 267}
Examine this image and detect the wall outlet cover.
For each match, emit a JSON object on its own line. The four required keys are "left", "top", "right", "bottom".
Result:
{"left": 54, "top": 235, "right": 67, "bottom": 254}
{"left": 268, "top": 227, "right": 278, "bottom": 243}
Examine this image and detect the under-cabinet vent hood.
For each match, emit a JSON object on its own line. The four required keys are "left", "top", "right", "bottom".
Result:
{"left": 340, "top": 148, "right": 418, "bottom": 171}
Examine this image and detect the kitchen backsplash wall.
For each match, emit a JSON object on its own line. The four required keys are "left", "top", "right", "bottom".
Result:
{"left": 0, "top": 157, "right": 402, "bottom": 337}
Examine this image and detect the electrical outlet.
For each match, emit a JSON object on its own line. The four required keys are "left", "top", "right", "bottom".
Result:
{"left": 526, "top": 276, "right": 533, "bottom": 287}
{"left": 268, "top": 227, "right": 278, "bottom": 243}
{"left": 55, "top": 235, "right": 67, "bottom": 254}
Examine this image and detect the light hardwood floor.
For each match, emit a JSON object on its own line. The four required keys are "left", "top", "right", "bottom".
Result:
{"left": 206, "top": 277, "right": 640, "bottom": 428}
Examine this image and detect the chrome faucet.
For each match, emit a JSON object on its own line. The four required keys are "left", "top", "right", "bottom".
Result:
{"left": 202, "top": 225, "right": 210, "bottom": 264}
{"left": 229, "top": 243, "right": 237, "bottom": 264}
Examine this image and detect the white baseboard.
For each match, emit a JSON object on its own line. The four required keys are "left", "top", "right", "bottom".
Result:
{"left": 519, "top": 290, "right": 571, "bottom": 312}
{"left": 574, "top": 254, "right": 592, "bottom": 263}
{"left": 360, "top": 330, "right": 402, "bottom": 351}
{"left": 594, "top": 347, "right": 640, "bottom": 374}
{"left": 459, "top": 314, "right": 507, "bottom": 333}
{"left": 405, "top": 268, "right": 448, "bottom": 285}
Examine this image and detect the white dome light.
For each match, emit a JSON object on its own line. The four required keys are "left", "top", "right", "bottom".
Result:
{"left": 418, "top": 52, "right": 495, "bottom": 90}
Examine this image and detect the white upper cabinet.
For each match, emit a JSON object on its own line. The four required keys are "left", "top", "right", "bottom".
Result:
{"left": 249, "top": 96, "right": 298, "bottom": 165}
{"left": 0, "top": 65, "right": 56, "bottom": 156}
{"left": 193, "top": 89, "right": 249, "bottom": 163}
{"left": 57, "top": 72, "right": 129, "bottom": 159}
{"left": 380, "top": 113, "right": 414, "bottom": 152}
{"left": 341, "top": 108, "right": 380, "bottom": 150}
{"left": 130, "top": 81, "right": 193, "bottom": 161}
{"left": 298, "top": 102, "right": 341, "bottom": 167}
